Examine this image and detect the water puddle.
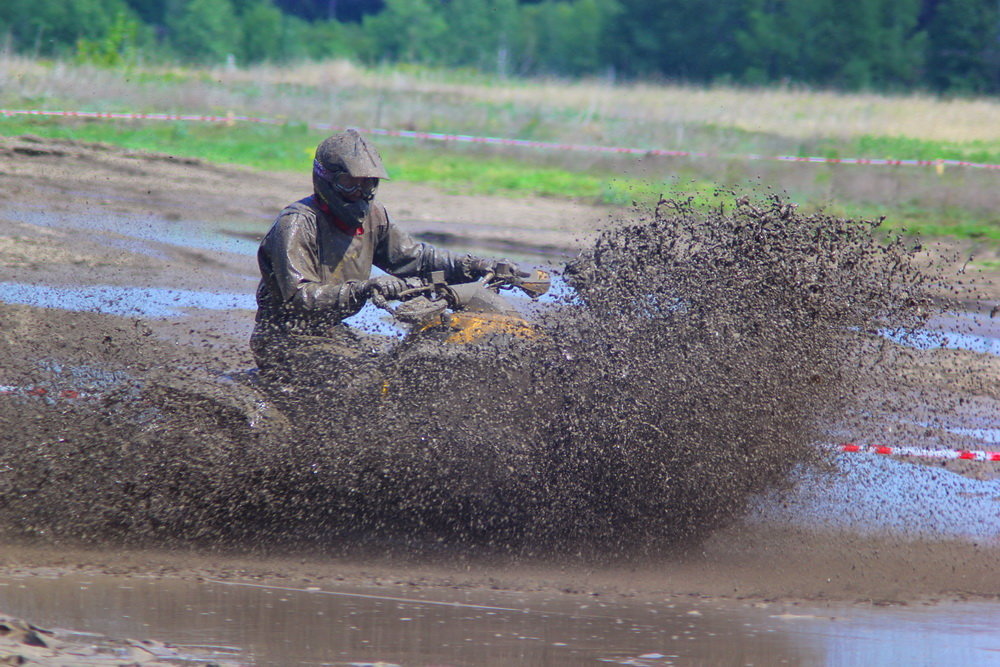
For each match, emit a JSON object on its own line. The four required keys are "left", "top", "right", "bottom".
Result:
{"left": 0, "top": 282, "right": 255, "bottom": 318}
{"left": 945, "top": 425, "right": 1000, "bottom": 444}
{"left": 752, "top": 453, "right": 1000, "bottom": 541}
{"left": 885, "top": 327, "right": 1000, "bottom": 356}
{"left": 10, "top": 206, "right": 261, "bottom": 258}
{"left": 0, "top": 573, "right": 996, "bottom": 666}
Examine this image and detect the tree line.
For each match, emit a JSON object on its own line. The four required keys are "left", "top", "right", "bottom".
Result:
{"left": 1, "top": 0, "right": 997, "bottom": 94}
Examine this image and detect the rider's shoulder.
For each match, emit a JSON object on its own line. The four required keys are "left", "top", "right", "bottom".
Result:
{"left": 285, "top": 195, "right": 321, "bottom": 216}
{"left": 274, "top": 196, "right": 320, "bottom": 227}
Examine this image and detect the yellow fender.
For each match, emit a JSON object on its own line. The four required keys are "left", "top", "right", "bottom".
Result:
{"left": 418, "top": 311, "right": 540, "bottom": 344}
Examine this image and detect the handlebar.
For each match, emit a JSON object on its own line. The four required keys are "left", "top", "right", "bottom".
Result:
{"left": 369, "top": 268, "right": 551, "bottom": 317}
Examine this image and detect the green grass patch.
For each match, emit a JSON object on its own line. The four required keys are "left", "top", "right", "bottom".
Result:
{"left": 383, "top": 144, "right": 717, "bottom": 205}
{"left": 0, "top": 115, "right": 696, "bottom": 205}
{"left": 0, "top": 116, "right": 321, "bottom": 172}
{"left": 1, "top": 115, "right": 997, "bottom": 244}
{"left": 883, "top": 209, "right": 1000, "bottom": 242}
{"left": 808, "top": 200, "right": 1000, "bottom": 242}
{"left": 891, "top": 219, "right": 1000, "bottom": 242}
{"left": 383, "top": 146, "right": 610, "bottom": 199}
{"left": 849, "top": 135, "right": 1000, "bottom": 165}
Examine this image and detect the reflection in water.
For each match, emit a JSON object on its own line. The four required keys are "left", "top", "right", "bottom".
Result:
{"left": 2, "top": 573, "right": 996, "bottom": 666}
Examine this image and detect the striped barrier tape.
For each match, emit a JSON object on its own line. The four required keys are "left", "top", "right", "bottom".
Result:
{"left": 833, "top": 442, "right": 1000, "bottom": 462}
{"left": 2, "top": 107, "right": 1000, "bottom": 172}
{"left": 0, "top": 384, "right": 96, "bottom": 400}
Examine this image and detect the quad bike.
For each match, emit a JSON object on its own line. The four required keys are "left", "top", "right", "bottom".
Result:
{"left": 372, "top": 264, "right": 550, "bottom": 346}
{"left": 138, "top": 266, "right": 552, "bottom": 442}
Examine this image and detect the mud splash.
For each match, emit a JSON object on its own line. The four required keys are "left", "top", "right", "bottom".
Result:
{"left": 0, "top": 193, "right": 941, "bottom": 555}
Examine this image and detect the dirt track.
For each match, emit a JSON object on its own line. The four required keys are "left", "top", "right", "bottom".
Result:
{"left": 0, "top": 134, "right": 998, "bottom": 614}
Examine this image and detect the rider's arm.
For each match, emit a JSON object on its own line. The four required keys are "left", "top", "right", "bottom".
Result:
{"left": 260, "top": 211, "right": 361, "bottom": 311}
{"left": 371, "top": 206, "right": 478, "bottom": 282}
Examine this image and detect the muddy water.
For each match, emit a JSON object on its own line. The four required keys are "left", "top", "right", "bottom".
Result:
{"left": 753, "top": 453, "right": 1000, "bottom": 540}
{"left": 1, "top": 572, "right": 997, "bottom": 666}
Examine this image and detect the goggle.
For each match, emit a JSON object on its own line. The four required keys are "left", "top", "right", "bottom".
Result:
{"left": 332, "top": 172, "right": 378, "bottom": 201}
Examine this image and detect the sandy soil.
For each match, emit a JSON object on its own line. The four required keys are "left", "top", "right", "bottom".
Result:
{"left": 0, "top": 135, "right": 997, "bottom": 615}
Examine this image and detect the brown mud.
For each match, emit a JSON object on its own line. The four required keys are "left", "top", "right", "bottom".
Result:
{"left": 0, "top": 135, "right": 998, "bottom": 615}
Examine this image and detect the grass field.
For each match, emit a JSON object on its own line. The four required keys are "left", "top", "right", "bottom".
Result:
{"left": 1, "top": 56, "right": 997, "bottom": 242}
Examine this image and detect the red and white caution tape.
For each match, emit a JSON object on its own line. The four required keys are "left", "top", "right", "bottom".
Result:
{"left": 3, "top": 107, "right": 999, "bottom": 172}
{"left": 0, "top": 384, "right": 96, "bottom": 401}
{"left": 833, "top": 442, "right": 1000, "bottom": 462}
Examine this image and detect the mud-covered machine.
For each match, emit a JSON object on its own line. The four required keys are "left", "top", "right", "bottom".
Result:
{"left": 143, "top": 267, "right": 552, "bottom": 439}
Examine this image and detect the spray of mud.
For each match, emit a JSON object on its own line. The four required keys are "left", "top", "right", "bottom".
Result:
{"left": 0, "top": 193, "right": 937, "bottom": 556}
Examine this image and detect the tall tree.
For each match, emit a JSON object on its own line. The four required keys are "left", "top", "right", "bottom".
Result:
{"left": 805, "top": 0, "right": 924, "bottom": 88}
{"left": 0, "top": 0, "right": 134, "bottom": 55}
{"left": 925, "top": 0, "right": 1000, "bottom": 92}
{"left": 166, "top": 0, "right": 242, "bottom": 63}
{"left": 360, "top": 0, "right": 447, "bottom": 63}
{"left": 737, "top": 0, "right": 822, "bottom": 83}
{"left": 124, "top": 0, "right": 168, "bottom": 25}
{"left": 517, "top": 0, "right": 620, "bottom": 75}
{"left": 604, "top": 0, "right": 744, "bottom": 81}
{"left": 737, "top": 0, "right": 926, "bottom": 88}
{"left": 273, "top": 0, "right": 385, "bottom": 22}
{"left": 241, "top": 0, "right": 285, "bottom": 62}
{"left": 439, "top": 0, "right": 519, "bottom": 72}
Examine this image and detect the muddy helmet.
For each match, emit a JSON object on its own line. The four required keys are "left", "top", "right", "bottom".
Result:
{"left": 313, "top": 129, "right": 389, "bottom": 229}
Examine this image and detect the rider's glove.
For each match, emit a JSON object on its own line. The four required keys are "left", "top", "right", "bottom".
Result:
{"left": 467, "top": 257, "right": 530, "bottom": 280}
{"left": 363, "top": 275, "right": 408, "bottom": 300}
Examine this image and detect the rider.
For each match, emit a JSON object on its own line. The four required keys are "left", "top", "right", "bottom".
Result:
{"left": 251, "top": 129, "right": 523, "bottom": 376}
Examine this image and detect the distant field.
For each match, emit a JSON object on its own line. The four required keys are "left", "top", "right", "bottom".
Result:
{"left": 1, "top": 56, "right": 997, "bottom": 242}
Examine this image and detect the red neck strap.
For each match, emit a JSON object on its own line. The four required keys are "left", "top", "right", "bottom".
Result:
{"left": 318, "top": 200, "right": 364, "bottom": 236}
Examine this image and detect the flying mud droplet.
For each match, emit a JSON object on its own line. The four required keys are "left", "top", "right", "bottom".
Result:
{"left": 0, "top": 192, "right": 947, "bottom": 556}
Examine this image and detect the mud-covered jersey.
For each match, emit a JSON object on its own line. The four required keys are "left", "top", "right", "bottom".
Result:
{"left": 254, "top": 194, "right": 471, "bottom": 337}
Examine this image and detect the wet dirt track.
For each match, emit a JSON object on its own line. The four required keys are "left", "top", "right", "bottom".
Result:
{"left": 0, "top": 136, "right": 998, "bottom": 664}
